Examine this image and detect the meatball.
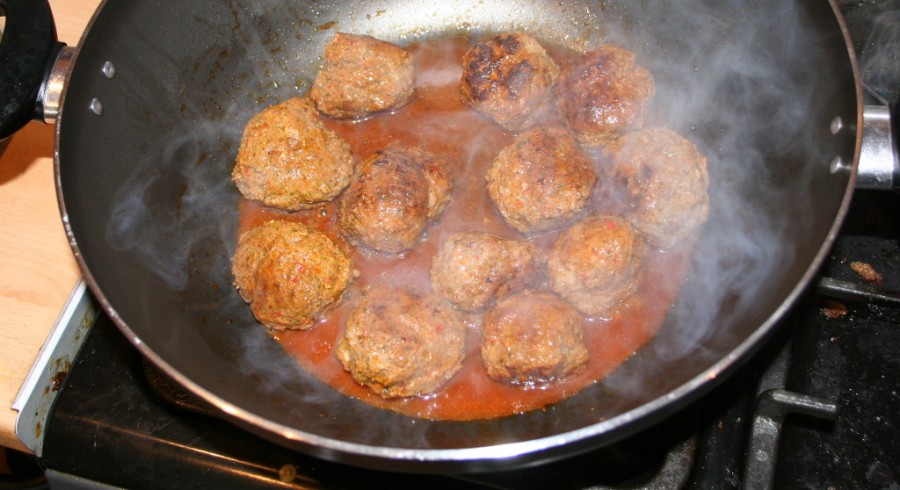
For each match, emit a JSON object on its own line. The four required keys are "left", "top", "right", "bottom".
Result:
{"left": 557, "top": 45, "right": 655, "bottom": 147}
{"left": 232, "top": 220, "right": 353, "bottom": 331}
{"left": 460, "top": 33, "right": 560, "bottom": 132}
{"left": 431, "top": 231, "right": 542, "bottom": 312}
{"left": 310, "top": 33, "right": 415, "bottom": 119}
{"left": 232, "top": 97, "right": 354, "bottom": 211}
{"left": 481, "top": 290, "right": 589, "bottom": 385}
{"left": 605, "top": 128, "right": 710, "bottom": 249}
{"left": 339, "top": 145, "right": 452, "bottom": 253}
{"left": 547, "top": 216, "right": 643, "bottom": 316}
{"left": 486, "top": 127, "right": 596, "bottom": 234}
{"left": 336, "top": 286, "right": 467, "bottom": 398}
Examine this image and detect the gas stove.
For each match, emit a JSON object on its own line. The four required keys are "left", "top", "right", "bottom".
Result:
{"left": 10, "top": 2, "right": 900, "bottom": 489}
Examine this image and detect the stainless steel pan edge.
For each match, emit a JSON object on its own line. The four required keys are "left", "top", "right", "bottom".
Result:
{"left": 51, "top": 0, "right": 861, "bottom": 472}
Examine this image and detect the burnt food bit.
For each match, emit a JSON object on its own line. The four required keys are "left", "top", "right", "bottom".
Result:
{"left": 604, "top": 127, "right": 710, "bottom": 249}
{"left": 557, "top": 44, "right": 655, "bottom": 147}
{"left": 460, "top": 33, "right": 560, "bottom": 132}
{"left": 850, "top": 261, "right": 884, "bottom": 285}
{"left": 232, "top": 97, "right": 354, "bottom": 211}
{"left": 822, "top": 299, "right": 849, "bottom": 319}
{"left": 336, "top": 286, "right": 467, "bottom": 398}
{"left": 339, "top": 145, "right": 452, "bottom": 253}
{"left": 232, "top": 220, "right": 352, "bottom": 331}
{"left": 481, "top": 290, "right": 589, "bottom": 385}
{"left": 486, "top": 126, "right": 596, "bottom": 234}
{"left": 310, "top": 33, "right": 415, "bottom": 119}
{"left": 547, "top": 216, "right": 644, "bottom": 316}
{"left": 431, "top": 231, "right": 542, "bottom": 312}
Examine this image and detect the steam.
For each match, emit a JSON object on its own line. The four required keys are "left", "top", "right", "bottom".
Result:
{"left": 103, "top": 0, "right": 336, "bottom": 295}
{"left": 598, "top": 0, "right": 839, "bottom": 362}
{"left": 860, "top": 7, "right": 900, "bottom": 102}
{"left": 101, "top": 0, "right": 849, "bottom": 435}
{"left": 105, "top": 120, "right": 242, "bottom": 290}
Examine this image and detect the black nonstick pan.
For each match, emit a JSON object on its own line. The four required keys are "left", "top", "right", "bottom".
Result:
{"left": 0, "top": 0, "right": 866, "bottom": 472}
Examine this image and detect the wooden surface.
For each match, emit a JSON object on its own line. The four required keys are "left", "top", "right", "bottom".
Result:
{"left": 0, "top": 0, "right": 103, "bottom": 453}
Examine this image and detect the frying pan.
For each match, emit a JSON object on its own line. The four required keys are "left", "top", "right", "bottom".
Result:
{"left": 0, "top": 0, "right": 876, "bottom": 472}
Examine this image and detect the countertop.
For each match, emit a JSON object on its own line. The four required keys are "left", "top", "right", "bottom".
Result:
{"left": 0, "top": 0, "right": 102, "bottom": 453}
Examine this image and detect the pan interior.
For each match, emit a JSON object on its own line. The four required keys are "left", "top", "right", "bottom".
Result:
{"left": 57, "top": 0, "right": 857, "bottom": 467}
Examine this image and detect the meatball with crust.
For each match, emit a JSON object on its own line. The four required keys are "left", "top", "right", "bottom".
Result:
{"left": 557, "top": 45, "right": 655, "bottom": 147}
{"left": 461, "top": 33, "right": 560, "bottom": 132}
{"left": 431, "top": 231, "right": 542, "bottom": 312}
{"left": 310, "top": 33, "right": 415, "bottom": 119}
{"left": 336, "top": 286, "right": 467, "bottom": 398}
{"left": 232, "top": 220, "right": 353, "bottom": 331}
{"left": 339, "top": 145, "right": 452, "bottom": 253}
{"left": 547, "top": 216, "right": 643, "bottom": 316}
{"left": 605, "top": 128, "right": 709, "bottom": 249}
{"left": 486, "top": 127, "right": 596, "bottom": 234}
{"left": 232, "top": 97, "right": 354, "bottom": 211}
{"left": 481, "top": 290, "right": 589, "bottom": 385}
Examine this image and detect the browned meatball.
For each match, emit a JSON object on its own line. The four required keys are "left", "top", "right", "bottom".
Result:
{"left": 481, "top": 290, "right": 589, "bottom": 385}
{"left": 431, "top": 231, "right": 542, "bottom": 312}
{"left": 547, "top": 216, "right": 643, "bottom": 316}
{"left": 232, "top": 220, "right": 353, "bottom": 331}
{"left": 232, "top": 97, "right": 354, "bottom": 211}
{"left": 339, "top": 146, "right": 452, "bottom": 253}
{"left": 460, "top": 33, "right": 560, "bottom": 132}
{"left": 310, "top": 33, "right": 415, "bottom": 119}
{"left": 605, "top": 128, "right": 709, "bottom": 249}
{"left": 557, "top": 45, "right": 655, "bottom": 147}
{"left": 336, "top": 286, "right": 467, "bottom": 398}
{"left": 486, "top": 127, "right": 596, "bottom": 234}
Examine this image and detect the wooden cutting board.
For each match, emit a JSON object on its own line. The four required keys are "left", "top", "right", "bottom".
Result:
{"left": 0, "top": 0, "right": 102, "bottom": 453}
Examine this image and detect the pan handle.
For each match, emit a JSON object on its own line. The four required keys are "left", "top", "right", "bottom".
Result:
{"left": 0, "top": 0, "right": 64, "bottom": 140}
{"left": 856, "top": 104, "right": 900, "bottom": 191}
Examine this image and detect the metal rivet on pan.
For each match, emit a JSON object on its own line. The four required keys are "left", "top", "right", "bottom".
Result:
{"left": 101, "top": 61, "right": 117, "bottom": 79}
{"left": 90, "top": 98, "right": 103, "bottom": 116}
{"left": 829, "top": 155, "right": 850, "bottom": 174}
{"left": 830, "top": 116, "right": 844, "bottom": 135}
